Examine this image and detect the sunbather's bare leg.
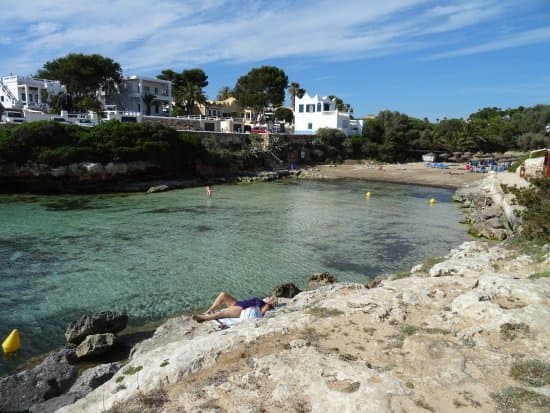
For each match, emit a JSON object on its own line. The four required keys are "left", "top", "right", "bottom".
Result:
{"left": 193, "top": 306, "right": 242, "bottom": 322}
{"left": 203, "top": 291, "right": 238, "bottom": 314}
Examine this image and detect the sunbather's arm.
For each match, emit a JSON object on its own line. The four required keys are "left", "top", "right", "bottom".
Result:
{"left": 260, "top": 304, "right": 272, "bottom": 315}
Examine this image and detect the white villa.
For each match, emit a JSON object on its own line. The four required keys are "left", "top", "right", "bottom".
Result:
{"left": 294, "top": 92, "right": 363, "bottom": 136}
{"left": 99, "top": 75, "right": 173, "bottom": 117}
{"left": 0, "top": 75, "right": 66, "bottom": 111}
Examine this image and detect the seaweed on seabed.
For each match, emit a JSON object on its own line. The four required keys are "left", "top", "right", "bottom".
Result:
{"left": 42, "top": 198, "right": 106, "bottom": 211}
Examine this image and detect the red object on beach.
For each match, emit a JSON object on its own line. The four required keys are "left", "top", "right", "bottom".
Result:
{"left": 465, "top": 163, "right": 470, "bottom": 171}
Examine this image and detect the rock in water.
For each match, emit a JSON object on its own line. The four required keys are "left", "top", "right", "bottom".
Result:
{"left": 65, "top": 311, "right": 128, "bottom": 344}
{"left": 272, "top": 282, "right": 302, "bottom": 298}
{"left": 308, "top": 272, "right": 337, "bottom": 289}
{"left": 147, "top": 184, "right": 169, "bottom": 193}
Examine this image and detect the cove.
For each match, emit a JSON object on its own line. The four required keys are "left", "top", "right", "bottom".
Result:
{"left": 0, "top": 180, "right": 467, "bottom": 375}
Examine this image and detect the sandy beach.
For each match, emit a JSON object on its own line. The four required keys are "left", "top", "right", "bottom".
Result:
{"left": 301, "top": 161, "right": 487, "bottom": 188}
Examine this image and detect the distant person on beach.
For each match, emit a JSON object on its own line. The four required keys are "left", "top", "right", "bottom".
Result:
{"left": 519, "top": 163, "right": 526, "bottom": 178}
{"left": 192, "top": 292, "right": 278, "bottom": 322}
{"left": 205, "top": 185, "right": 213, "bottom": 198}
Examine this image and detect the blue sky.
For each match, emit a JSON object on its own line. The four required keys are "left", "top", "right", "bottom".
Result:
{"left": 1, "top": 0, "right": 549, "bottom": 120}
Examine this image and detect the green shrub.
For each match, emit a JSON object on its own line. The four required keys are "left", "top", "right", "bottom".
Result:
{"left": 509, "top": 178, "right": 549, "bottom": 242}
{"left": 0, "top": 120, "right": 204, "bottom": 171}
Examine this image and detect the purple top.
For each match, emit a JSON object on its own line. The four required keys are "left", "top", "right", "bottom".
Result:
{"left": 235, "top": 297, "right": 266, "bottom": 310}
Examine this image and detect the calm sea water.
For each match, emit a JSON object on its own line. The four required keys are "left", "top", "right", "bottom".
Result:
{"left": 0, "top": 180, "right": 467, "bottom": 375}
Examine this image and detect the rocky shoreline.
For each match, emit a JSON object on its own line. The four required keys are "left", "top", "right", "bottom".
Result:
{"left": 2, "top": 171, "right": 548, "bottom": 413}
{"left": 0, "top": 159, "right": 302, "bottom": 194}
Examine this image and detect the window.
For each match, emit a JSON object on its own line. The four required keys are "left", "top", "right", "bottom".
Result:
{"left": 21, "top": 93, "right": 26, "bottom": 101}
{"left": 1, "top": 96, "right": 4, "bottom": 102}
{"left": 155, "top": 104, "right": 159, "bottom": 114}
{"left": 317, "top": 103, "right": 321, "bottom": 112}
{"left": 29, "top": 94, "right": 33, "bottom": 102}
{"left": 138, "top": 103, "right": 141, "bottom": 111}
{"left": 204, "top": 122, "right": 215, "bottom": 131}
{"left": 298, "top": 104, "right": 304, "bottom": 113}
{"left": 323, "top": 103, "right": 330, "bottom": 111}
{"left": 306, "top": 104, "right": 315, "bottom": 112}
{"left": 308, "top": 123, "right": 313, "bottom": 129}
{"left": 154, "top": 87, "right": 158, "bottom": 94}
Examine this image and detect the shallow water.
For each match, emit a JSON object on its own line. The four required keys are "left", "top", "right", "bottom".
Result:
{"left": 0, "top": 180, "right": 467, "bottom": 375}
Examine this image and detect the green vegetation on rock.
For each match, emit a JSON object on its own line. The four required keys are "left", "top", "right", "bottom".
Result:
{"left": 506, "top": 178, "right": 550, "bottom": 242}
{"left": 511, "top": 359, "right": 550, "bottom": 387}
{"left": 491, "top": 386, "right": 550, "bottom": 413}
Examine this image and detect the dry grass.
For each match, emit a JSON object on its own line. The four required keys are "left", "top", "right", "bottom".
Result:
{"left": 306, "top": 306, "right": 344, "bottom": 318}
{"left": 511, "top": 359, "right": 550, "bottom": 387}
{"left": 491, "top": 387, "right": 550, "bottom": 413}
{"left": 108, "top": 388, "right": 168, "bottom": 413}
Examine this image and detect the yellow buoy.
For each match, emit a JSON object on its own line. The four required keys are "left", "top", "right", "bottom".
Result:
{"left": 2, "top": 329, "right": 21, "bottom": 353}
{"left": 365, "top": 192, "right": 371, "bottom": 198}
{"left": 429, "top": 198, "right": 436, "bottom": 204}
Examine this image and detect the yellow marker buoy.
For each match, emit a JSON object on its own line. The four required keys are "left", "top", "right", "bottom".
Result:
{"left": 365, "top": 191, "right": 371, "bottom": 198}
{"left": 429, "top": 198, "right": 436, "bottom": 204}
{"left": 2, "top": 329, "right": 21, "bottom": 353}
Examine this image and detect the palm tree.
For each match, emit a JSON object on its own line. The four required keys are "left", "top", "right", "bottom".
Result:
{"left": 142, "top": 93, "right": 157, "bottom": 116}
{"left": 177, "top": 81, "right": 207, "bottom": 115}
{"left": 288, "top": 82, "right": 305, "bottom": 112}
{"left": 216, "top": 86, "right": 233, "bottom": 101}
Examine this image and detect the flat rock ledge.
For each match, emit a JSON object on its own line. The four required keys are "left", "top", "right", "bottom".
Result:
{"left": 59, "top": 240, "right": 550, "bottom": 413}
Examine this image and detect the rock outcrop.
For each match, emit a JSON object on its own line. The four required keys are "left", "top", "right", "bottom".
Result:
{"left": 308, "top": 272, "right": 337, "bottom": 289}
{"left": 0, "top": 349, "right": 78, "bottom": 413}
{"left": 272, "top": 282, "right": 302, "bottom": 298}
{"left": 57, "top": 242, "right": 550, "bottom": 412}
{"left": 65, "top": 311, "right": 128, "bottom": 344}
{"left": 75, "top": 333, "right": 117, "bottom": 358}
{"left": 146, "top": 184, "right": 169, "bottom": 193}
{"left": 453, "top": 171, "right": 529, "bottom": 240}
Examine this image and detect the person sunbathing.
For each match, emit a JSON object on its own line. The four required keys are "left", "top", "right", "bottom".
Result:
{"left": 192, "top": 291, "right": 277, "bottom": 322}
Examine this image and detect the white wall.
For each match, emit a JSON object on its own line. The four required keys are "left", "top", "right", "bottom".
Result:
{"left": 294, "top": 92, "right": 361, "bottom": 136}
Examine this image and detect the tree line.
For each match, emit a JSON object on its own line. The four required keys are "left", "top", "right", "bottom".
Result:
{"left": 20, "top": 52, "right": 550, "bottom": 162}
{"left": 33, "top": 53, "right": 345, "bottom": 124}
{"left": 349, "top": 105, "right": 550, "bottom": 162}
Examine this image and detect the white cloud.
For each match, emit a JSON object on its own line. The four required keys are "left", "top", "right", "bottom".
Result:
{"left": 425, "top": 26, "right": 550, "bottom": 60}
{"left": 0, "top": 0, "right": 547, "bottom": 75}
{"left": 29, "top": 22, "right": 60, "bottom": 35}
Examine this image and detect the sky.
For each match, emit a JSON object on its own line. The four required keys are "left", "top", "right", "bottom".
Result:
{"left": 0, "top": 0, "right": 549, "bottom": 120}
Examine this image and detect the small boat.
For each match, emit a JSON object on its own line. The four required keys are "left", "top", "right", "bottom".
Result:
{"left": 422, "top": 152, "right": 436, "bottom": 162}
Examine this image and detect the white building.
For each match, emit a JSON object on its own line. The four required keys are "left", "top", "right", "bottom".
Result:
{"left": 100, "top": 75, "right": 173, "bottom": 117}
{"left": 294, "top": 92, "right": 363, "bottom": 136}
{"left": 0, "top": 75, "right": 66, "bottom": 111}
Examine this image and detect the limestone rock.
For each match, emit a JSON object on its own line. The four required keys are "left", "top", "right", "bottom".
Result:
{"left": 30, "top": 393, "right": 80, "bottom": 413}
{"left": 0, "top": 350, "right": 78, "bottom": 413}
{"left": 65, "top": 311, "right": 128, "bottom": 344}
{"left": 76, "top": 333, "right": 117, "bottom": 358}
{"left": 70, "top": 362, "right": 122, "bottom": 396}
{"left": 366, "top": 274, "right": 386, "bottom": 288}
{"left": 104, "top": 162, "right": 128, "bottom": 176}
{"left": 55, "top": 240, "right": 550, "bottom": 413}
{"left": 147, "top": 184, "right": 169, "bottom": 194}
{"left": 80, "top": 162, "right": 105, "bottom": 180}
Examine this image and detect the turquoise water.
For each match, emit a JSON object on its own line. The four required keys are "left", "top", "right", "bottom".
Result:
{"left": 0, "top": 180, "right": 467, "bottom": 375}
